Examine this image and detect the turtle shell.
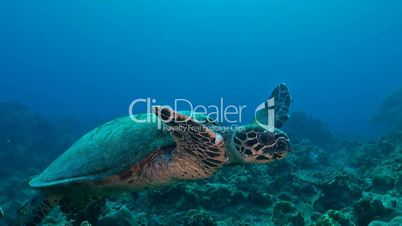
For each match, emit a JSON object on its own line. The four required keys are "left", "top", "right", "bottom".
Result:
{"left": 29, "top": 112, "right": 213, "bottom": 188}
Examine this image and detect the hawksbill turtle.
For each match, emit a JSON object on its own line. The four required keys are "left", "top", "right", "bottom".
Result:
{"left": 14, "top": 84, "right": 292, "bottom": 226}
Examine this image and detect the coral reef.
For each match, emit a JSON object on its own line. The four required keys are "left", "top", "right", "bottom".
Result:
{"left": 373, "top": 87, "right": 402, "bottom": 130}
{"left": 353, "top": 196, "right": 393, "bottom": 225}
{"left": 97, "top": 206, "right": 137, "bottom": 226}
{"left": 284, "top": 111, "right": 334, "bottom": 148}
{"left": 313, "top": 210, "right": 354, "bottom": 226}
{"left": 271, "top": 201, "right": 304, "bottom": 226}
{"left": 0, "top": 101, "right": 55, "bottom": 170}
{"left": 369, "top": 216, "right": 402, "bottom": 226}
{"left": 0, "top": 103, "right": 401, "bottom": 226}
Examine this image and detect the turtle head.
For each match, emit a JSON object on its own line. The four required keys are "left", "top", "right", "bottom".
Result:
{"left": 230, "top": 83, "right": 292, "bottom": 164}
{"left": 232, "top": 125, "right": 291, "bottom": 164}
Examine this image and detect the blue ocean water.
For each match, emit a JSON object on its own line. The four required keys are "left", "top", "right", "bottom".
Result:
{"left": 1, "top": 0, "right": 402, "bottom": 136}
{"left": 1, "top": 1, "right": 402, "bottom": 225}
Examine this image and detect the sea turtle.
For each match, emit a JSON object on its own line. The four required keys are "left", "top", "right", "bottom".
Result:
{"left": 14, "top": 84, "right": 292, "bottom": 226}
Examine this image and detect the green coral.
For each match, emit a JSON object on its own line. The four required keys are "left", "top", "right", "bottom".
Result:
{"left": 313, "top": 210, "right": 353, "bottom": 226}
{"left": 183, "top": 209, "right": 216, "bottom": 226}
{"left": 271, "top": 201, "right": 304, "bottom": 226}
{"left": 371, "top": 174, "right": 396, "bottom": 193}
{"left": 369, "top": 216, "right": 402, "bottom": 226}
{"left": 97, "top": 206, "right": 137, "bottom": 226}
{"left": 353, "top": 196, "right": 393, "bottom": 226}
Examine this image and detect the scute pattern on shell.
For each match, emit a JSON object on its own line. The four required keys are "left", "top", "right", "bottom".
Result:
{"left": 29, "top": 112, "right": 215, "bottom": 188}
{"left": 29, "top": 115, "right": 173, "bottom": 187}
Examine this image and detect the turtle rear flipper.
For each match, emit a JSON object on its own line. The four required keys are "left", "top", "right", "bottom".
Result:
{"left": 13, "top": 192, "right": 60, "bottom": 226}
{"left": 153, "top": 106, "right": 227, "bottom": 179}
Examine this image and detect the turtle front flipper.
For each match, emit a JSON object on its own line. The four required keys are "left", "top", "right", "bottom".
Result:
{"left": 255, "top": 83, "right": 291, "bottom": 128}
{"left": 153, "top": 106, "right": 227, "bottom": 180}
{"left": 12, "top": 192, "right": 61, "bottom": 226}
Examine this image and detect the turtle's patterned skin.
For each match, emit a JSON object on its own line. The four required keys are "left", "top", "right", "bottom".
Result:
{"left": 13, "top": 84, "right": 292, "bottom": 226}
{"left": 96, "top": 107, "right": 227, "bottom": 192}
{"left": 234, "top": 125, "right": 291, "bottom": 163}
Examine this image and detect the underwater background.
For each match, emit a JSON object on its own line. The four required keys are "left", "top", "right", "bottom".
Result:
{"left": 1, "top": 0, "right": 402, "bottom": 225}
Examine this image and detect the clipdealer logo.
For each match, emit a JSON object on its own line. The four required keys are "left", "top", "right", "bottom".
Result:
{"left": 128, "top": 97, "right": 276, "bottom": 130}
